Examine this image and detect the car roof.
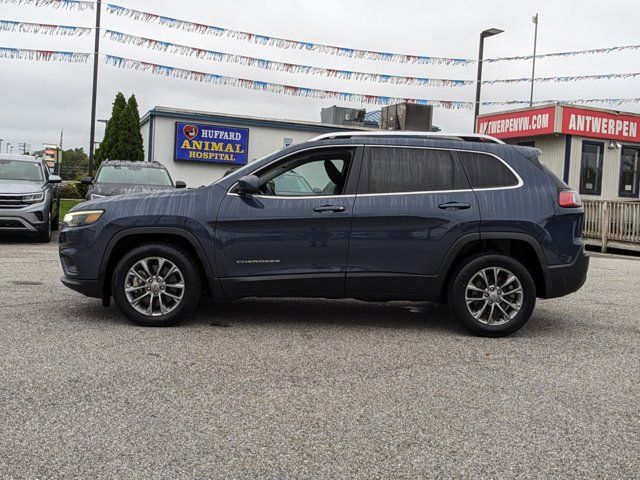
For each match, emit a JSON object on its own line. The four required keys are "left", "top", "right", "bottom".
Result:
{"left": 310, "top": 131, "right": 504, "bottom": 144}
{"left": 99, "top": 160, "right": 167, "bottom": 169}
{"left": 0, "top": 154, "right": 40, "bottom": 162}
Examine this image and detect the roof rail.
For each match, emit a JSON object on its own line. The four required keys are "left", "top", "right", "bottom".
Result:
{"left": 309, "top": 131, "right": 504, "bottom": 144}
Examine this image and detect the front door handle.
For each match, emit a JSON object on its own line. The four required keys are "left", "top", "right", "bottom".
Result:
{"left": 438, "top": 202, "right": 471, "bottom": 210}
{"left": 313, "top": 205, "right": 346, "bottom": 213}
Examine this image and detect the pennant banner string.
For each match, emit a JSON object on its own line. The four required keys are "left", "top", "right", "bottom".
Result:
{"left": 484, "top": 71, "right": 640, "bottom": 84}
{"left": 103, "top": 29, "right": 640, "bottom": 87}
{"left": 0, "top": 0, "right": 94, "bottom": 10}
{"left": 0, "top": 46, "right": 91, "bottom": 62}
{"left": 103, "top": 30, "right": 474, "bottom": 87}
{"left": 0, "top": 19, "right": 92, "bottom": 35}
{"left": 103, "top": 54, "right": 475, "bottom": 109}
{"left": 1, "top": 46, "right": 639, "bottom": 109}
{"left": 101, "top": 54, "right": 640, "bottom": 109}
{"left": 104, "top": 3, "right": 473, "bottom": 66}
{"left": 487, "top": 44, "right": 640, "bottom": 63}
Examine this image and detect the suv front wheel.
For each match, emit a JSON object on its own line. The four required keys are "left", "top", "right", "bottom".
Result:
{"left": 448, "top": 254, "right": 536, "bottom": 337}
{"left": 111, "top": 243, "right": 202, "bottom": 327}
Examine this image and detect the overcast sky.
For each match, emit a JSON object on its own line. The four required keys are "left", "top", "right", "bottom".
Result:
{"left": 0, "top": 0, "right": 639, "bottom": 152}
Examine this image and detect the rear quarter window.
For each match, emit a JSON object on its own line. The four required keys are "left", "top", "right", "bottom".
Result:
{"left": 366, "top": 147, "right": 469, "bottom": 194}
{"left": 457, "top": 151, "right": 519, "bottom": 189}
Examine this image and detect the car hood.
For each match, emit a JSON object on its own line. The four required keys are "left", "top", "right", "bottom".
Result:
{"left": 91, "top": 183, "right": 175, "bottom": 196}
{"left": 0, "top": 180, "right": 43, "bottom": 194}
{"left": 73, "top": 185, "right": 201, "bottom": 213}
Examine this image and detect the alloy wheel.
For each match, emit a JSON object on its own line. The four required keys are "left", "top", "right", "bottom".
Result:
{"left": 464, "top": 267, "right": 524, "bottom": 325}
{"left": 124, "top": 257, "right": 185, "bottom": 317}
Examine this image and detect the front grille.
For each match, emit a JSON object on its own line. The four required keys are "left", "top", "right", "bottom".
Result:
{"left": 0, "top": 219, "right": 26, "bottom": 229}
{"left": 0, "top": 195, "right": 27, "bottom": 208}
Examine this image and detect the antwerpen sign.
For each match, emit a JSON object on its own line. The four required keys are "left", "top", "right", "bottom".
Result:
{"left": 175, "top": 122, "right": 249, "bottom": 165}
{"left": 476, "top": 106, "right": 556, "bottom": 139}
{"left": 561, "top": 107, "right": 640, "bottom": 143}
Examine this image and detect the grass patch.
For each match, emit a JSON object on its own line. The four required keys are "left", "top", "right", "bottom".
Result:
{"left": 59, "top": 199, "right": 84, "bottom": 221}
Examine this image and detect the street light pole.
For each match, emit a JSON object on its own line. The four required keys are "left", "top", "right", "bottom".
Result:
{"left": 529, "top": 14, "right": 539, "bottom": 107}
{"left": 474, "top": 28, "right": 504, "bottom": 133}
{"left": 88, "top": 0, "right": 102, "bottom": 177}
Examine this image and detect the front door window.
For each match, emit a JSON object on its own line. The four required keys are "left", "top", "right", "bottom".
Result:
{"left": 256, "top": 152, "right": 351, "bottom": 197}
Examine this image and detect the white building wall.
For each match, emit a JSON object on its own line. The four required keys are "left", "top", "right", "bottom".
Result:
{"left": 568, "top": 136, "right": 640, "bottom": 202}
{"left": 507, "top": 134, "right": 640, "bottom": 201}
{"left": 148, "top": 116, "right": 329, "bottom": 187}
{"left": 506, "top": 135, "right": 566, "bottom": 179}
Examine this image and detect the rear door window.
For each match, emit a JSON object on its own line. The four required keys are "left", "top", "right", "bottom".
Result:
{"left": 363, "top": 147, "right": 469, "bottom": 194}
{"left": 457, "top": 151, "right": 519, "bottom": 189}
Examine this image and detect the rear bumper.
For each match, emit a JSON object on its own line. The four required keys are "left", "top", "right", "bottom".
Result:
{"left": 60, "top": 275, "right": 102, "bottom": 298}
{"left": 542, "top": 252, "right": 590, "bottom": 298}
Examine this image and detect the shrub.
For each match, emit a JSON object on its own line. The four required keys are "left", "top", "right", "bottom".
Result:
{"left": 58, "top": 181, "right": 81, "bottom": 199}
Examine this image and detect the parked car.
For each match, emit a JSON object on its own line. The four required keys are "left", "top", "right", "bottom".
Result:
{"left": 0, "top": 154, "right": 61, "bottom": 242}
{"left": 59, "top": 132, "right": 589, "bottom": 336}
{"left": 82, "top": 160, "right": 186, "bottom": 200}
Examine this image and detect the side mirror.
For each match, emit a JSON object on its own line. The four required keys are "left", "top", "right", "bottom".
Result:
{"left": 236, "top": 175, "right": 260, "bottom": 196}
{"left": 48, "top": 175, "right": 62, "bottom": 184}
{"left": 80, "top": 176, "right": 93, "bottom": 185}
{"left": 175, "top": 180, "right": 187, "bottom": 189}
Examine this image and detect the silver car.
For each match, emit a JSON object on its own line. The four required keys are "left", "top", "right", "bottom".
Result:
{"left": 0, "top": 154, "right": 61, "bottom": 242}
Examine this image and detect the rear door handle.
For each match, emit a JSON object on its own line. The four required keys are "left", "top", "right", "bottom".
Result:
{"left": 313, "top": 205, "right": 346, "bottom": 213}
{"left": 438, "top": 202, "right": 471, "bottom": 210}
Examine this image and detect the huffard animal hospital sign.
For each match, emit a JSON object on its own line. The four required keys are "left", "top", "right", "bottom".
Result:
{"left": 175, "top": 122, "right": 249, "bottom": 165}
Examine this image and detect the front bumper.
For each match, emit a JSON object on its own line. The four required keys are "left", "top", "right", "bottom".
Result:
{"left": 542, "top": 252, "right": 590, "bottom": 298}
{"left": 0, "top": 203, "right": 48, "bottom": 232}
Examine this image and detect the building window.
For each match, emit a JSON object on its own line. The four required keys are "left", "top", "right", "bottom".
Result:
{"left": 579, "top": 141, "right": 604, "bottom": 195}
{"left": 517, "top": 141, "right": 535, "bottom": 147}
{"left": 619, "top": 146, "right": 640, "bottom": 198}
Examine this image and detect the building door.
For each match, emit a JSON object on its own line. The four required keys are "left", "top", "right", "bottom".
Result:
{"left": 346, "top": 146, "right": 480, "bottom": 295}
{"left": 215, "top": 147, "right": 362, "bottom": 295}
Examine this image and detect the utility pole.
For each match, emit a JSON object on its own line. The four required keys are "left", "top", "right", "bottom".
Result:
{"left": 18, "top": 142, "right": 31, "bottom": 154}
{"left": 88, "top": 0, "right": 102, "bottom": 177}
{"left": 529, "top": 14, "right": 539, "bottom": 107}
{"left": 474, "top": 28, "right": 504, "bottom": 132}
{"left": 58, "top": 129, "right": 64, "bottom": 175}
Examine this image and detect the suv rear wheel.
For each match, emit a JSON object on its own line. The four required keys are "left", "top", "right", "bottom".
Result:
{"left": 448, "top": 254, "right": 536, "bottom": 337}
{"left": 111, "top": 243, "right": 201, "bottom": 327}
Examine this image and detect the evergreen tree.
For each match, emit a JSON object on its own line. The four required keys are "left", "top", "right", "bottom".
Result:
{"left": 121, "top": 94, "right": 145, "bottom": 161}
{"left": 95, "top": 92, "right": 126, "bottom": 165}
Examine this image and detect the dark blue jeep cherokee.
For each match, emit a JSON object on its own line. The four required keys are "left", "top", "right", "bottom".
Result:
{"left": 59, "top": 132, "right": 589, "bottom": 336}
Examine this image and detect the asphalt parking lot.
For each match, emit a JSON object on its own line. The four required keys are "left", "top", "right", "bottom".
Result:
{"left": 1, "top": 233, "right": 639, "bottom": 479}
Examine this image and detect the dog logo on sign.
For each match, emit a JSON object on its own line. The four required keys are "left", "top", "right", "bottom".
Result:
{"left": 183, "top": 124, "right": 199, "bottom": 140}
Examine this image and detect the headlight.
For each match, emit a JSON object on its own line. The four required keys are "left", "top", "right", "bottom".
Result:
{"left": 63, "top": 210, "right": 104, "bottom": 227}
{"left": 22, "top": 192, "right": 44, "bottom": 203}
{"left": 90, "top": 194, "right": 106, "bottom": 200}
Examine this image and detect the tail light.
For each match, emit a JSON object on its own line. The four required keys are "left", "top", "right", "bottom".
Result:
{"left": 558, "top": 190, "right": 582, "bottom": 208}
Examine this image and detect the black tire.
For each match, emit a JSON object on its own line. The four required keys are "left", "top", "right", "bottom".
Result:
{"left": 448, "top": 254, "right": 536, "bottom": 337}
{"left": 34, "top": 218, "right": 52, "bottom": 243}
{"left": 111, "top": 243, "right": 202, "bottom": 327}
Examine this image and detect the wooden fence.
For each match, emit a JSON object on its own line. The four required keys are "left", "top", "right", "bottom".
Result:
{"left": 583, "top": 200, "right": 640, "bottom": 252}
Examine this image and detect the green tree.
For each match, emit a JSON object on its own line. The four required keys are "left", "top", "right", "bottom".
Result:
{"left": 95, "top": 92, "right": 127, "bottom": 165}
{"left": 120, "top": 94, "right": 145, "bottom": 161}
{"left": 59, "top": 147, "right": 89, "bottom": 180}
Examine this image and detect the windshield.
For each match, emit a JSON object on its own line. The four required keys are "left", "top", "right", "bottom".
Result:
{"left": 96, "top": 165, "right": 172, "bottom": 186}
{"left": 0, "top": 159, "right": 44, "bottom": 182}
